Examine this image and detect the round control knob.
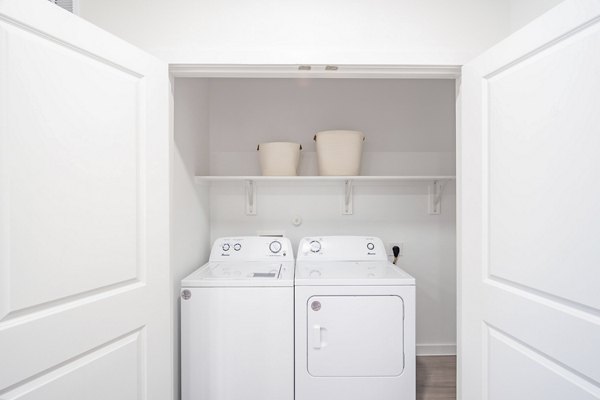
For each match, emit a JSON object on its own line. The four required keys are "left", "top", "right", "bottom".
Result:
{"left": 222, "top": 243, "right": 230, "bottom": 251}
{"left": 367, "top": 242, "right": 375, "bottom": 250}
{"left": 233, "top": 243, "right": 241, "bottom": 251}
{"left": 309, "top": 240, "right": 321, "bottom": 253}
{"left": 269, "top": 240, "right": 282, "bottom": 253}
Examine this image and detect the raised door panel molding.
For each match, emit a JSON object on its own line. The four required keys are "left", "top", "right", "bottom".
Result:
{"left": 1, "top": 330, "right": 144, "bottom": 400}
{"left": 485, "top": 326, "right": 600, "bottom": 399}
{"left": 483, "top": 281, "right": 600, "bottom": 385}
{"left": 0, "top": 284, "right": 146, "bottom": 390}
{"left": 0, "top": 16, "right": 144, "bottom": 317}
{"left": 485, "top": 17, "right": 600, "bottom": 311}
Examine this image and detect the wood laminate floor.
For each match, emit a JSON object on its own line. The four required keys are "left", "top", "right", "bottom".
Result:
{"left": 416, "top": 356, "right": 457, "bottom": 400}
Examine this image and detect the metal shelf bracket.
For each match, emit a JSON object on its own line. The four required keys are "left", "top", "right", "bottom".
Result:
{"left": 343, "top": 179, "right": 354, "bottom": 215}
{"left": 246, "top": 180, "right": 256, "bottom": 215}
{"left": 428, "top": 180, "right": 446, "bottom": 215}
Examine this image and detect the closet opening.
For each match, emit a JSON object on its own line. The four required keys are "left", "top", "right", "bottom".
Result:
{"left": 171, "top": 66, "right": 460, "bottom": 399}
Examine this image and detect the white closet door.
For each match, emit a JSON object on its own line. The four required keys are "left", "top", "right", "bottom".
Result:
{"left": 460, "top": 0, "right": 600, "bottom": 399}
{"left": 0, "top": 0, "right": 171, "bottom": 399}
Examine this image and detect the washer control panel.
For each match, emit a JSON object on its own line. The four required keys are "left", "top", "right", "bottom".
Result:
{"left": 297, "top": 236, "right": 387, "bottom": 261}
{"left": 210, "top": 236, "right": 293, "bottom": 261}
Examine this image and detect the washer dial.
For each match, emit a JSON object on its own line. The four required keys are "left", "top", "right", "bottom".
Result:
{"left": 269, "top": 240, "right": 282, "bottom": 253}
{"left": 309, "top": 240, "right": 322, "bottom": 253}
{"left": 367, "top": 242, "right": 375, "bottom": 250}
{"left": 233, "top": 243, "right": 241, "bottom": 251}
{"left": 222, "top": 243, "right": 230, "bottom": 252}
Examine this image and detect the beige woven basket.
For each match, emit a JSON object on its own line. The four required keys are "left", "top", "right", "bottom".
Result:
{"left": 257, "top": 142, "right": 302, "bottom": 176}
{"left": 314, "top": 130, "right": 365, "bottom": 176}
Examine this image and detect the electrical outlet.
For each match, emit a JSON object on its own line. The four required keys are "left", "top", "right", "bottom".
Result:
{"left": 388, "top": 242, "right": 404, "bottom": 257}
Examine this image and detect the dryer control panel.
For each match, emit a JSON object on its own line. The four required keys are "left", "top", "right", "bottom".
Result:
{"left": 297, "top": 236, "right": 387, "bottom": 261}
{"left": 210, "top": 236, "right": 294, "bottom": 261}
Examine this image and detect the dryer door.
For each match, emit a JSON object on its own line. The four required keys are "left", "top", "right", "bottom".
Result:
{"left": 306, "top": 295, "right": 404, "bottom": 377}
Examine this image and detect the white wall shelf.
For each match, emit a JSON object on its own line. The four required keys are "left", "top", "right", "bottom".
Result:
{"left": 195, "top": 175, "right": 455, "bottom": 215}
{"left": 195, "top": 175, "right": 455, "bottom": 182}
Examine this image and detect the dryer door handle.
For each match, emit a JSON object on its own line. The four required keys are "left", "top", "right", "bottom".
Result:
{"left": 311, "top": 325, "right": 324, "bottom": 349}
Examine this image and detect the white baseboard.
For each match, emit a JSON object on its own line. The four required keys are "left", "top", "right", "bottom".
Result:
{"left": 416, "top": 344, "right": 456, "bottom": 356}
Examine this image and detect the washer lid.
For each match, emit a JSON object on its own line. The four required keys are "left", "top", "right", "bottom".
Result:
{"left": 295, "top": 261, "right": 415, "bottom": 286}
{"left": 182, "top": 261, "right": 294, "bottom": 287}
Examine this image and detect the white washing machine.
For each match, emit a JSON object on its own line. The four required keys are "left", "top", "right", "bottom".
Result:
{"left": 295, "top": 236, "right": 416, "bottom": 400}
{"left": 181, "top": 236, "right": 294, "bottom": 400}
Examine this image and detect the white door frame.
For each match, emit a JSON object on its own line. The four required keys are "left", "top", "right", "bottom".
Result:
{"left": 169, "top": 64, "right": 461, "bottom": 79}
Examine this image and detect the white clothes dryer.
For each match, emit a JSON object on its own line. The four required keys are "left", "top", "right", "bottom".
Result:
{"left": 295, "top": 236, "right": 416, "bottom": 400}
{"left": 181, "top": 236, "right": 294, "bottom": 400}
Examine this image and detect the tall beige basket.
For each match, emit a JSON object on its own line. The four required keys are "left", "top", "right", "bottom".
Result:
{"left": 314, "top": 130, "right": 365, "bottom": 176}
{"left": 257, "top": 142, "right": 302, "bottom": 176}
